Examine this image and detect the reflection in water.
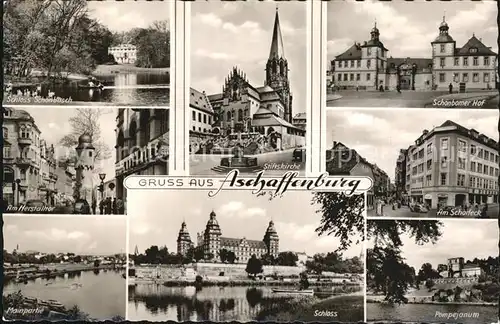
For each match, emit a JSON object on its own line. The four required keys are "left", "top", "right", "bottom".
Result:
{"left": 128, "top": 285, "right": 316, "bottom": 322}
{"left": 4, "top": 269, "right": 125, "bottom": 320}
{"left": 39, "top": 72, "right": 169, "bottom": 105}
{"left": 367, "top": 302, "right": 498, "bottom": 324}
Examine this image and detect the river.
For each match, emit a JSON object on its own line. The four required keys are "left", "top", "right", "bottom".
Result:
{"left": 367, "top": 302, "right": 498, "bottom": 323}
{"left": 128, "top": 284, "right": 362, "bottom": 322}
{"left": 37, "top": 72, "right": 169, "bottom": 105}
{"left": 4, "top": 269, "right": 126, "bottom": 320}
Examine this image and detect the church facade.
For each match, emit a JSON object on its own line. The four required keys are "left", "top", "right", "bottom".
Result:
{"left": 190, "top": 9, "right": 305, "bottom": 150}
{"left": 330, "top": 17, "right": 497, "bottom": 91}
{"left": 177, "top": 210, "right": 279, "bottom": 264}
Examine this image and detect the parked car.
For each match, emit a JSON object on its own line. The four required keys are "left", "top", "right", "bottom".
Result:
{"left": 293, "top": 148, "right": 306, "bottom": 162}
{"left": 409, "top": 202, "right": 428, "bottom": 213}
{"left": 73, "top": 199, "right": 91, "bottom": 214}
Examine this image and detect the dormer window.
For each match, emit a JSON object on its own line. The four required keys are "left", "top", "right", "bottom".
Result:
{"left": 469, "top": 48, "right": 478, "bottom": 53}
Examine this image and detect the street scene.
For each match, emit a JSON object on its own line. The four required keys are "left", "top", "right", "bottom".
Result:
{"left": 189, "top": 2, "right": 307, "bottom": 176}
{"left": 3, "top": 0, "right": 170, "bottom": 106}
{"left": 2, "top": 107, "right": 122, "bottom": 214}
{"left": 127, "top": 189, "right": 365, "bottom": 322}
{"left": 367, "top": 219, "right": 498, "bottom": 324}
{"left": 326, "top": 1, "right": 498, "bottom": 108}
{"left": 325, "top": 109, "right": 498, "bottom": 218}
{"left": 3, "top": 216, "right": 126, "bottom": 321}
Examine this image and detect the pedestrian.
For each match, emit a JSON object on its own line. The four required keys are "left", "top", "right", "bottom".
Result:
{"left": 480, "top": 204, "right": 488, "bottom": 218}
{"left": 91, "top": 200, "right": 96, "bottom": 215}
{"left": 396, "top": 84, "right": 401, "bottom": 93}
{"left": 448, "top": 83, "right": 453, "bottom": 94}
{"left": 99, "top": 200, "right": 104, "bottom": 215}
{"left": 112, "top": 198, "right": 117, "bottom": 215}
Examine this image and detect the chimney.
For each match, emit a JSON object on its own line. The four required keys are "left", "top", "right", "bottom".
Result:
{"left": 423, "top": 129, "right": 429, "bottom": 135}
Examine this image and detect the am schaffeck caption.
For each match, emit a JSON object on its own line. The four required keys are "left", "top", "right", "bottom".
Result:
{"left": 125, "top": 170, "right": 372, "bottom": 196}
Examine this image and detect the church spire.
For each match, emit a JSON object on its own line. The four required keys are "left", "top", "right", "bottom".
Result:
{"left": 268, "top": 7, "right": 285, "bottom": 60}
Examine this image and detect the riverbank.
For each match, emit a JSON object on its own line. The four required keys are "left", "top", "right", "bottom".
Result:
{"left": 93, "top": 64, "right": 170, "bottom": 75}
{"left": 5, "top": 264, "right": 124, "bottom": 281}
{"left": 256, "top": 291, "right": 364, "bottom": 322}
{"left": 367, "top": 296, "right": 498, "bottom": 307}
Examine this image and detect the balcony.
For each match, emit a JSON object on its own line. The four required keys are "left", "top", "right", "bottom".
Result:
{"left": 18, "top": 137, "right": 33, "bottom": 145}
{"left": 3, "top": 156, "right": 15, "bottom": 164}
{"left": 16, "top": 157, "right": 35, "bottom": 167}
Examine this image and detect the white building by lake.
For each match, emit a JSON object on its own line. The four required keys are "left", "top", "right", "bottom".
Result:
{"left": 108, "top": 44, "right": 137, "bottom": 64}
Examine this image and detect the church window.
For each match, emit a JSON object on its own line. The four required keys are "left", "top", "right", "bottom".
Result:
{"left": 366, "top": 73, "right": 371, "bottom": 81}
{"left": 356, "top": 73, "right": 360, "bottom": 81}
{"left": 453, "top": 73, "right": 459, "bottom": 82}
{"left": 463, "top": 57, "right": 468, "bottom": 66}
{"left": 440, "top": 44, "right": 445, "bottom": 53}
{"left": 484, "top": 73, "right": 490, "bottom": 83}
{"left": 440, "top": 58, "right": 445, "bottom": 67}
{"left": 472, "top": 73, "right": 479, "bottom": 82}
{"left": 350, "top": 60, "right": 354, "bottom": 68}
{"left": 454, "top": 58, "right": 459, "bottom": 66}
{"left": 484, "top": 57, "right": 490, "bottom": 65}
{"left": 473, "top": 57, "right": 478, "bottom": 66}
{"left": 439, "top": 73, "right": 445, "bottom": 83}
{"left": 343, "top": 74, "right": 347, "bottom": 81}
{"left": 462, "top": 73, "right": 469, "bottom": 82}
{"left": 357, "top": 60, "right": 361, "bottom": 68}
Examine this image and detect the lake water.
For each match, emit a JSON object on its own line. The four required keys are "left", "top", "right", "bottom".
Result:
{"left": 39, "top": 73, "right": 169, "bottom": 105}
{"left": 4, "top": 269, "right": 126, "bottom": 320}
{"left": 128, "top": 284, "right": 360, "bottom": 322}
{"left": 367, "top": 302, "right": 498, "bottom": 323}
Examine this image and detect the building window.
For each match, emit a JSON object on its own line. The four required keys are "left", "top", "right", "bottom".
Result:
{"left": 484, "top": 73, "right": 490, "bottom": 83}
{"left": 457, "top": 174, "right": 465, "bottom": 186}
{"left": 3, "top": 146, "right": 11, "bottom": 158}
{"left": 350, "top": 73, "right": 354, "bottom": 81}
{"left": 473, "top": 73, "right": 479, "bottom": 82}
{"left": 426, "top": 175, "right": 432, "bottom": 186}
{"left": 344, "top": 61, "right": 348, "bottom": 68}
{"left": 367, "top": 59, "right": 371, "bottom": 69}
{"left": 453, "top": 73, "right": 459, "bottom": 83}
{"left": 484, "top": 57, "right": 490, "bottom": 66}
{"left": 462, "top": 73, "right": 469, "bottom": 82}
{"left": 439, "top": 73, "right": 445, "bottom": 82}
{"left": 470, "top": 144, "right": 476, "bottom": 155}
{"left": 457, "top": 157, "right": 466, "bottom": 169}
{"left": 477, "top": 163, "right": 483, "bottom": 173}
{"left": 440, "top": 44, "right": 445, "bottom": 53}
{"left": 367, "top": 48, "right": 371, "bottom": 56}
{"left": 343, "top": 74, "right": 348, "bottom": 81}
{"left": 350, "top": 60, "right": 354, "bottom": 68}
{"left": 337, "top": 74, "right": 342, "bottom": 81}
{"left": 366, "top": 73, "right": 371, "bottom": 81}
{"left": 338, "top": 61, "right": 342, "bottom": 68}
{"left": 471, "top": 162, "right": 476, "bottom": 172}
{"left": 473, "top": 57, "right": 478, "bottom": 66}
{"left": 441, "top": 138, "right": 449, "bottom": 150}
{"left": 440, "top": 173, "right": 447, "bottom": 185}
{"left": 192, "top": 111, "right": 196, "bottom": 121}
{"left": 478, "top": 149, "right": 483, "bottom": 159}
{"left": 198, "top": 112, "right": 201, "bottom": 122}
{"left": 440, "top": 58, "right": 445, "bottom": 67}
{"left": 440, "top": 156, "right": 448, "bottom": 168}
{"left": 426, "top": 143, "right": 432, "bottom": 154}
{"left": 483, "top": 165, "right": 488, "bottom": 174}
{"left": 463, "top": 57, "right": 468, "bottom": 66}
{"left": 469, "top": 48, "right": 477, "bottom": 54}
{"left": 426, "top": 159, "right": 432, "bottom": 170}
{"left": 490, "top": 166, "right": 494, "bottom": 176}
{"left": 454, "top": 57, "right": 459, "bottom": 66}
{"left": 357, "top": 60, "right": 361, "bottom": 68}
{"left": 485, "top": 151, "right": 489, "bottom": 161}
{"left": 356, "top": 73, "right": 360, "bottom": 81}
{"left": 458, "top": 140, "right": 466, "bottom": 152}
{"left": 203, "top": 114, "right": 207, "bottom": 124}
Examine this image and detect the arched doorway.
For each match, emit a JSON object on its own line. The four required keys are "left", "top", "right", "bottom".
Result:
{"left": 397, "top": 63, "right": 412, "bottom": 90}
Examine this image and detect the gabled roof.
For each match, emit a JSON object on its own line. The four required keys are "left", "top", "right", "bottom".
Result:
{"left": 326, "top": 142, "right": 368, "bottom": 175}
{"left": 190, "top": 87, "right": 214, "bottom": 114}
{"left": 455, "top": 35, "right": 497, "bottom": 56}
{"left": 221, "top": 237, "right": 267, "bottom": 250}
{"left": 335, "top": 43, "right": 362, "bottom": 60}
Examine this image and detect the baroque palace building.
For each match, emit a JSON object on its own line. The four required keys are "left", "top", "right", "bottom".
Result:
{"left": 114, "top": 108, "right": 169, "bottom": 201}
{"left": 396, "top": 120, "right": 499, "bottom": 209}
{"left": 330, "top": 17, "right": 497, "bottom": 91}
{"left": 177, "top": 210, "right": 279, "bottom": 264}
{"left": 190, "top": 8, "right": 305, "bottom": 150}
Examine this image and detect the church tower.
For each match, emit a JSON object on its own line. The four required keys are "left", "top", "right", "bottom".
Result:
{"left": 203, "top": 211, "right": 222, "bottom": 260}
{"left": 74, "top": 134, "right": 96, "bottom": 205}
{"left": 265, "top": 7, "right": 293, "bottom": 123}
{"left": 263, "top": 220, "right": 279, "bottom": 258}
{"left": 177, "top": 221, "right": 194, "bottom": 255}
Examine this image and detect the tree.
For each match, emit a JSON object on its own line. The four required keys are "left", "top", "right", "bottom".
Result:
{"left": 299, "top": 272, "right": 310, "bottom": 290}
{"left": 425, "top": 279, "right": 435, "bottom": 291}
{"left": 246, "top": 255, "right": 263, "bottom": 278}
{"left": 93, "top": 260, "right": 100, "bottom": 268}
{"left": 186, "top": 246, "right": 205, "bottom": 263}
{"left": 276, "top": 251, "right": 298, "bottom": 266}
{"left": 417, "top": 263, "right": 440, "bottom": 282}
{"left": 58, "top": 108, "right": 112, "bottom": 165}
{"left": 73, "top": 255, "right": 82, "bottom": 263}
{"left": 261, "top": 254, "right": 276, "bottom": 266}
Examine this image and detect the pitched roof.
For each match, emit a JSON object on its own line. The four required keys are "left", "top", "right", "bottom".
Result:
{"left": 335, "top": 43, "right": 362, "bottom": 60}
{"left": 221, "top": 237, "right": 267, "bottom": 250}
{"left": 268, "top": 9, "right": 285, "bottom": 59}
{"left": 455, "top": 35, "right": 497, "bottom": 56}
{"left": 190, "top": 87, "right": 214, "bottom": 114}
{"left": 326, "top": 142, "right": 365, "bottom": 175}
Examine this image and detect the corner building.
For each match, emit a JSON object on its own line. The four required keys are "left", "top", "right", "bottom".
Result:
{"left": 177, "top": 210, "right": 279, "bottom": 264}
{"left": 403, "top": 120, "right": 498, "bottom": 208}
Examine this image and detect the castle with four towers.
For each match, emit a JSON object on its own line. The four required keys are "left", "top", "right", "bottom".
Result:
{"left": 177, "top": 210, "right": 279, "bottom": 264}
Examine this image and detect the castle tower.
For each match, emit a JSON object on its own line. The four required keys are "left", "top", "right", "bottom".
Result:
{"left": 265, "top": 7, "right": 293, "bottom": 123}
{"left": 177, "top": 221, "right": 194, "bottom": 255}
{"left": 74, "top": 134, "right": 96, "bottom": 205}
{"left": 370, "top": 21, "right": 380, "bottom": 42}
{"left": 203, "top": 210, "right": 222, "bottom": 260}
{"left": 263, "top": 220, "right": 279, "bottom": 258}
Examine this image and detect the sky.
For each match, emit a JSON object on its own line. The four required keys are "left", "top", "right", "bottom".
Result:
{"left": 23, "top": 107, "right": 116, "bottom": 182}
{"left": 367, "top": 220, "right": 498, "bottom": 271}
{"left": 191, "top": 1, "right": 307, "bottom": 114}
{"left": 326, "top": 109, "right": 497, "bottom": 181}
{"left": 87, "top": 1, "right": 170, "bottom": 32}
{"left": 3, "top": 216, "right": 126, "bottom": 255}
{"left": 128, "top": 190, "right": 363, "bottom": 259}
{"left": 327, "top": 0, "right": 498, "bottom": 60}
